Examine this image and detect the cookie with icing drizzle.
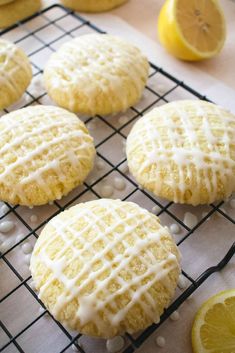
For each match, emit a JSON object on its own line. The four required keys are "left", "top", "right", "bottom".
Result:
{"left": 0, "top": 0, "right": 41, "bottom": 28}
{"left": 61, "top": 0, "right": 128, "bottom": 12}
{"left": 44, "top": 34, "right": 149, "bottom": 116}
{"left": 30, "top": 199, "right": 180, "bottom": 338}
{"left": 0, "top": 105, "right": 95, "bottom": 206}
{"left": 0, "top": 39, "right": 32, "bottom": 110}
{"left": 126, "top": 100, "right": 235, "bottom": 205}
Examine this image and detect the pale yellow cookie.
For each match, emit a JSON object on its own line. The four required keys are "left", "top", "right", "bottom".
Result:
{"left": 0, "top": 39, "right": 32, "bottom": 110}
{"left": 0, "top": 106, "right": 95, "bottom": 206}
{"left": 0, "top": 0, "right": 41, "bottom": 28}
{"left": 0, "top": 0, "right": 13, "bottom": 5}
{"left": 30, "top": 198, "right": 180, "bottom": 338}
{"left": 61, "top": 0, "right": 128, "bottom": 12}
{"left": 126, "top": 100, "right": 235, "bottom": 205}
{"left": 44, "top": 34, "right": 149, "bottom": 116}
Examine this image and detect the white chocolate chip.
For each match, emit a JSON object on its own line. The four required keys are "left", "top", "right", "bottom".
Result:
{"left": 170, "top": 310, "right": 180, "bottom": 321}
{"left": 169, "top": 223, "right": 180, "bottom": 234}
{"left": 119, "top": 162, "right": 128, "bottom": 174}
{"left": 30, "top": 214, "right": 38, "bottom": 223}
{"left": 21, "top": 242, "right": 33, "bottom": 254}
{"left": 155, "top": 336, "right": 165, "bottom": 348}
{"left": 0, "top": 204, "right": 9, "bottom": 215}
{"left": 183, "top": 212, "right": 198, "bottom": 228}
{"left": 152, "top": 205, "right": 161, "bottom": 214}
{"left": 100, "top": 185, "right": 114, "bottom": 198}
{"left": 113, "top": 177, "right": 126, "bottom": 191}
{"left": 0, "top": 221, "right": 15, "bottom": 233}
{"left": 106, "top": 336, "right": 125, "bottom": 353}
{"left": 96, "top": 159, "right": 105, "bottom": 171}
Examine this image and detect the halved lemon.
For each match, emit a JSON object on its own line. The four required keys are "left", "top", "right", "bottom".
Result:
{"left": 158, "top": 0, "right": 226, "bottom": 61}
{"left": 192, "top": 289, "right": 235, "bottom": 353}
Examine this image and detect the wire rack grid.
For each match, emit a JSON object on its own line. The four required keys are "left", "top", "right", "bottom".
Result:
{"left": 0, "top": 4, "right": 234, "bottom": 353}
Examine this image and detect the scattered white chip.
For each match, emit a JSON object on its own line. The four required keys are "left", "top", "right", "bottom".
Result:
{"left": 16, "top": 233, "right": 24, "bottom": 243}
{"left": 87, "top": 120, "right": 96, "bottom": 130}
{"left": 96, "top": 159, "right": 105, "bottom": 171}
{"left": 106, "top": 336, "right": 125, "bottom": 353}
{"left": 0, "top": 204, "right": 9, "bottom": 216}
{"left": 21, "top": 242, "right": 33, "bottom": 254}
{"left": 155, "top": 336, "right": 166, "bottom": 348}
{"left": 152, "top": 205, "right": 161, "bottom": 214}
{"left": 100, "top": 185, "right": 114, "bottom": 198}
{"left": 113, "top": 177, "right": 126, "bottom": 191}
{"left": 183, "top": 212, "right": 198, "bottom": 228}
{"left": 30, "top": 214, "right": 38, "bottom": 223}
{"left": 0, "top": 221, "right": 15, "bottom": 233}
{"left": 24, "top": 254, "right": 31, "bottom": 265}
{"left": 170, "top": 310, "right": 180, "bottom": 321}
{"left": 169, "top": 223, "right": 180, "bottom": 234}
{"left": 119, "top": 162, "right": 128, "bottom": 174}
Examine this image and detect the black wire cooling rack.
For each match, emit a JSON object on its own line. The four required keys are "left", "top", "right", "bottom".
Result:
{"left": 0, "top": 4, "right": 234, "bottom": 353}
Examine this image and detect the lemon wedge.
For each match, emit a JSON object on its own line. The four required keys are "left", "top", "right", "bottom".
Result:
{"left": 192, "top": 289, "right": 235, "bottom": 353}
{"left": 158, "top": 0, "right": 226, "bottom": 61}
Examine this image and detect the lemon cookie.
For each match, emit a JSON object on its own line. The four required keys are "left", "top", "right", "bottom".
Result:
{"left": 126, "top": 100, "right": 235, "bottom": 205}
{"left": 0, "top": 0, "right": 13, "bottom": 5}
{"left": 30, "top": 199, "right": 180, "bottom": 337}
{"left": 0, "top": 39, "right": 32, "bottom": 110}
{"left": 0, "top": 0, "right": 41, "bottom": 28}
{"left": 44, "top": 34, "right": 149, "bottom": 116}
{"left": 61, "top": 0, "right": 128, "bottom": 12}
{"left": 0, "top": 106, "right": 95, "bottom": 206}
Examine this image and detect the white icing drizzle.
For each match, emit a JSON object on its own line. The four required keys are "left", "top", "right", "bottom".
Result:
{"left": 0, "top": 39, "right": 31, "bottom": 104}
{"left": 32, "top": 200, "right": 180, "bottom": 332}
{"left": 127, "top": 100, "right": 235, "bottom": 205}
{"left": 0, "top": 106, "right": 95, "bottom": 204}
{"left": 44, "top": 34, "right": 149, "bottom": 115}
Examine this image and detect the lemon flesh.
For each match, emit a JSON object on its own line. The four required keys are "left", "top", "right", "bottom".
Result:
{"left": 158, "top": 0, "right": 226, "bottom": 61}
{"left": 192, "top": 289, "right": 235, "bottom": 353}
